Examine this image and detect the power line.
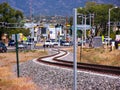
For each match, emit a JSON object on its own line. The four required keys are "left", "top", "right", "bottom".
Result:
{"left": 0, "top": 22, "right": 24, "bottom": 28}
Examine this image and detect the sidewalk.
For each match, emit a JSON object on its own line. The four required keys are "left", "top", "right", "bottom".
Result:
{"left": 58, "top": 51, "right": 73, "bottom": 62}
{"left": 7, "top": 46, "right": 15, "bottom": 50}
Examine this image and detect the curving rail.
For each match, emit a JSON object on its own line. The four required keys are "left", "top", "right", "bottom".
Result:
{"left": 37, "top": 49, "right": 120, "bottom": 76}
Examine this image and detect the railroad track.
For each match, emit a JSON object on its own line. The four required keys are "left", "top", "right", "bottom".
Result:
{"left": 37, "top": 49, "right": 120, "bottom": 76}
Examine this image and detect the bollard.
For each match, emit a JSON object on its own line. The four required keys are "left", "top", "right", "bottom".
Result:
{"left": 111, "top": 41, "right": 115, "bottom": 51}
{"left": 118, "top": 44, "right": 120, "bottom": 50}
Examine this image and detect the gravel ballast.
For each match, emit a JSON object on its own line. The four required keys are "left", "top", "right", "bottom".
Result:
{"left": 17, "top": 59, "right": 120, "bottom": 90}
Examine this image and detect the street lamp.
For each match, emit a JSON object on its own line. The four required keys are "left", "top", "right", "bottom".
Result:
{"left": 108, "top": 6, "right": 118, "bottom": 44}
{"left": 78, "top": 14, "right": 84, "bottom": 47}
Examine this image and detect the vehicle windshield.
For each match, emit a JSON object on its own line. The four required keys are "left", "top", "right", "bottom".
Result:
{"left": 46, "top": 40, "right": 50, "bottom": 42}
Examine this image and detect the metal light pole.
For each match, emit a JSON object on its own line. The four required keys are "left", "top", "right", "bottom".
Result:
{"left": 78, "top": 14, "right": 84, "bottom": 47}
{"left": 55, "top": 25, "right": 57, "bottom": 42}
{"left": 108, "top": 6, "right": 118, "bottom": 44}
{"left": 84, "top": 15, "right": 87, "bottom": 43}
{"left": 80, "top": 15, "right": 84, "bottom": 62}
{"left": 82, "top": 15, "right": 89, "bottom": 44}
{"left": 30, "top": 23, "right": 34, "bottom": 50}
{"left": 89, "top": 13, "right": 94, "bottom": 27}
{"left": 78, "top": 14, "right": 84, "bottom": 62}
{"left": 73, "top": 8, "right": 77, "bottom": 90}
{"left": 89, "top": 13, "right": 92, "bottom": 26}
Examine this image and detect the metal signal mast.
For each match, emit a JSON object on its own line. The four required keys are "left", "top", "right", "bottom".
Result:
{"left": 29, "top": 0, "right": 33, "bottom": 21}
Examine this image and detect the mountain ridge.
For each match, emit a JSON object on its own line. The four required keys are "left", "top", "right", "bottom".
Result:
{"left": 0, "top": 0, "right": 120, "bottom": 16}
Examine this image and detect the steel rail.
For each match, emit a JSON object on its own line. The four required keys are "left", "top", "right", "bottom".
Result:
{"left": 37, "top": 49, "right": 120, "bottom": 75}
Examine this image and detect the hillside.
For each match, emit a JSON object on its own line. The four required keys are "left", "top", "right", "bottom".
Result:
{"left": 0, "top": 0, "right": 120, "bottom": 16}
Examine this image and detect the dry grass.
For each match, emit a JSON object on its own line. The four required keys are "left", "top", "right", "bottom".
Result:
{"left": 0, "top": 50, "right": 48, "bottom": 90}
{"left": 0, "top": 47, "right": 119, "bottom": 89}
{"left": 0, "top": 67, "right": 37, "bottom": 90}
{"left": 65, "top": 46, "right": 120, "bottom": 66}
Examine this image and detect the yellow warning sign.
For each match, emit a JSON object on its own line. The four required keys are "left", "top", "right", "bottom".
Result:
{"left": 23, "top": 36, "right": 27, "bottom": 41}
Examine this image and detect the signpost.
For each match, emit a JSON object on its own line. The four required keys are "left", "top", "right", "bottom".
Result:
{"left": 15, "top": 34, "right": 20, "bottom": 77}
{"left": 12, "top": 34, "right": 20, "bottom": 41}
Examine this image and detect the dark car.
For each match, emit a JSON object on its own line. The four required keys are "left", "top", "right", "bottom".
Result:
{"left": 8, "top": 40, "right": 15, "bottom": 46}
{"left": 60, "top": 40, "right": 65, "bottom": 46}
{"left": 78, "top": 42, "right": 82, "bottom": 46}
{"left": 0, "top": 42, "right": 7, "bottom": 53}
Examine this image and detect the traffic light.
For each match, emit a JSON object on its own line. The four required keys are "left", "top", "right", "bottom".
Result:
{"left": 55, "top": 24, "right": 63, "bottom": 28}
{"left": 0, "top": 22, "right": 7, "bottom": 27}
{"left": 58, "top": 31, "right": 60, "bottom": 36}
{"left": 0, "top": 22, "right": 3, "bottom": 27}
{"left": 0, "top": 22, "right": 14, "bottom": 28}
{"left": 55, "top": 24, "right": 59, "bottom": 28}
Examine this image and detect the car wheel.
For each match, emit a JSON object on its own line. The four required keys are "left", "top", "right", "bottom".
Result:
{"left": 2, "top": 49, "right": 5, "bottom": 53}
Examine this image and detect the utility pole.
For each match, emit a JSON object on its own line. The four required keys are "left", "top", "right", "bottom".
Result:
{"left": 73, "top": 8, "right": 77, "bottom": 90}
{"left": 29, "top": 0, "right": 35, "bottom": 50}
{"left": 30, "top": 24, "right": 34, "bottom": 50}
{"left": 108, "top": 6, "right": 118, "bottom": 44}
{"left": 29, "top": 0, "right": 33, "bottom": 21}
{"left": 84, "top": 15, "right": 87, "bottom": 43}
{"left": 89, "top": 13, "right": 92, "bottom": 26}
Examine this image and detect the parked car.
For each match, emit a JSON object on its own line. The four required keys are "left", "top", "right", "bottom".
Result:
{"left": 60, "top": 40, "right": 65, "bottom": 46}
{"left": 18, "top": 43, "right": 27, "bottom": 49}
{"left": 102, "top": 36, "right": 112, "bottom": 44}
{"left": 43, "top": 40, "right": 54, "bottom": 47}
{"left": 62, "top": 41, "right": 71, "bottom": 46}
{"left": 0, "top": 42, "right": 7, "bottom": 53}
{"left": 78, "top": 40, "right": 86, "bottom": 46}
{"left": 8, "top": 40, "right": 15, "bottom": 46}
{"left": 69, "top": 41, "right": 73, "bottom": 46}
{"left": 51, "top": 39, "right": 59, "bottom": 46}
{"left": 78, "top": 42, "right": 82, "bottom": 46}
{"left": 23, "top": 41, "right": 33, "bottom": 45}
{"left": 53, "top": 41, "right": 59, "bottom": 45}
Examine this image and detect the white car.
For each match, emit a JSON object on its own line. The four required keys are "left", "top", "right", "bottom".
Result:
{"left": 62, "top": 41, "right": 71, "bottom": 46}
{"left": 43, "top": 40, "right": 54, "bottom": 47}
{"left": 18, "top": 44, "right": 27, "bottom": 49}
{"left": 102, "top": 36, "right": 112, "bottom": 44}
{"left": 52, "top": 41, "right": 59, "bottom": 46}
{"left": 23, "top": 41, "right": 33, "bottom": 45}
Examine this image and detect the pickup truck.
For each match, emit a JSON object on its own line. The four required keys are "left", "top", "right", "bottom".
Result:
{"left": 43, "top": 40, "right": 54, "bottom": 47}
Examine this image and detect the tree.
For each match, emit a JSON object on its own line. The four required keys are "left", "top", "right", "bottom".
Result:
{"left": 0, "top": 2, "right": 29, "bottom": 40}
{"left": 77, "top": 2, "right": 120, "bottom": 37}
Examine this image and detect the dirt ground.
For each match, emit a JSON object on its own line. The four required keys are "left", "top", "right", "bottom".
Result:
{"left": 0, "top": 50, "right": 47, "bottom": 67}
{"left": 0, "top": 50, "right": 47, "bottom": 90}
{"left": 0, "top": 47, "right": 120, "bottom": 90}
{"left": 64, "top": 46, "right": 120, "bottom": 66}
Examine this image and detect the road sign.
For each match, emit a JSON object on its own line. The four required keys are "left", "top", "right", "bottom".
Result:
{"left": 23, "top": 36, "right": 27, "bottom": 41}
{"left": 72, "top": 25, "right": 91, "bottom": 30}
{"left": 12, "top": 34, "right": 20, "bottom": 41}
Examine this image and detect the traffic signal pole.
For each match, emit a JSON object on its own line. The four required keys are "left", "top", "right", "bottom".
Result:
{"left": 30, "top": 22, "right": 34, "bottom": 50}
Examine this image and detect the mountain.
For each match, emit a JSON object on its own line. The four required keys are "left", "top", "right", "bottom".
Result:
{"left": 0, "top": 0, "right": 120, "bottom": 16}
